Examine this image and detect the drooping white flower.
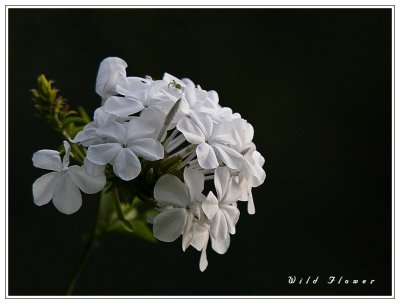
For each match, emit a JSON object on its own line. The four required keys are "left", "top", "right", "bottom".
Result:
{"left": 237, "top": 148, "right": 266, "bottom": 214}
{"left": 86, "top": 118, "right": 164, "bottom": 181}
{"left": 202, "top": 167, "right": 241, "bottom": 254}
{"left": 32, "top": 141, "right": 106, "bottom": 215}
{"left": 177, "top": 111, "right": 244, "bottom": 170}
{"left": 189, "top": 220, "right": 210, "bottom": 272}
{"left": 152, "top": 167, "right": 214, "bottom": 271}
{"left": 152, "top": 167, "right": 205, "bottom": 243}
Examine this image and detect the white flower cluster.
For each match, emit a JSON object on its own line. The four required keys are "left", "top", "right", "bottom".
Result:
{"left": 32, "top": 57, "right": 266, "bottom": 271}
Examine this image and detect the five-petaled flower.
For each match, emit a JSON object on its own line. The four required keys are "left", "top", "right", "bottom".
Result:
{"left": 32, "top": 141, "right": 106, "bottom": 214}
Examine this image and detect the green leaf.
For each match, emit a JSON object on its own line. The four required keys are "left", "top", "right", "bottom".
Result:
{"left": 130, "top": 220, "right": 157, "bottom": 243}
{"left": 77, "top": 106, "right": 91, "bottom": 123}
{"left": 96, "top": 188, "right": 157, "bottom": 243}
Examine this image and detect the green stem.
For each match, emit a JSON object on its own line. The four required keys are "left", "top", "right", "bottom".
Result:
{"left": 65, "top": 198, "right": 101, "bottom": 295}
{"left": 113, "top": 188, "right": 135, "bottom": 232}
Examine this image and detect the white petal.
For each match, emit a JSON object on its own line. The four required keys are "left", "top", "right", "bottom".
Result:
{"left": 202, "top": 191, "right": 219, "bottom": 220}
{"left": 253, "top": 150, "right": 266, "bottom": 167}
{"left": 190, "top": 111, "right": 213, "bottom": 139}
{"left": 83, "top": 157, "right": 105, "bottom": 177}
{"left": 224, "top": 177, "right": 244, "bottom": 204}
{"left": 116, "top": 76, "right": 149, "bottom": 98}
{"left": 154, "top": 174, "right": 189, "bottom": 207}
{"left": 87, "top": 143, "right": 121, "bottom": 165}
{"left": 52, "top": 174, "right": 82, "bottom": 215}
{"left": 247, "top": 189, "right": 255, "bottom": 215}
{"left": 67, "top": 165, "right": 106, "bottom": 194}
{"left": 243, "top": 157, "right": 266, "bottom": 188}
{"left": 177, "top": 117, "right": 205, "bottom": 144}
{"left": 184, "top": 167, "right": 204, "bottom": 202}
{"left": 32, "top": 172, "right": 59, "bottom": 206}
{"left": 103, "top": 96, "right": 144, "bottom": 116}
{"left": 111, "top": 148, "right": 141, "bottom": 181}
{"left": 199, "top": 244, "right": 209, "bottom": 272}
{"left": 212, "top": 143, "right": 243, "bottom": 170}
{"left": 208, "top": 90, "right": 219, "bottom": 103}
{"left": 153, "top": 208, "right": 188, "bottom": 242}
{"left": 214, "top": 167, "right": 230, "bottom": 201}
{"left": 72, "top": 127, "right": 97, "bottom": 145}
{"left": 95, "top": 121, "right": 126, "bottom": 143}
{"left": 125, "top": 117, "right": 157, "bottom": 143}
{"left": 196, "top": 143, "right": 218, "bottom": 169}
{"left": 95, "top": 57, "right": 127, "bottom": 98}
{"left": 243, "top": 121, "right": 254, "bottom": 144}
{"left": 140, "top": 107, "right": 166, "bottom": 139}
{"left": 32, "top": 150, "right": 62, "bottom": 171}
{"left": 191, "top": 222, "right": 209, "bottom": 251}
{"left": 211, "top": 121, "right": 237, "bottom": 145}
{"left": 211, "top": 233, "right": 230, "bottom": 255}
{"left": 210, "top": 209, "right": 229, "bottom": 241}
{"left": 182, "top": 214, "right": 193, "bottom": 252}
{"left": 179, "top": 98, "right": 190, "bottom": 115}
{"left": 221, "top": 205, "right": 240, "bottom": 235}
{"left": 129, "top": 138, "right": 164, "bottom": 161}
{"left": 62, "top": 141, "right": 71, "bottom": 168}
{"left": 249, "top": 151, "right": 266, "bottom": 187}
{"left": 93, "top": 107, "right": 119, "bottom": 126}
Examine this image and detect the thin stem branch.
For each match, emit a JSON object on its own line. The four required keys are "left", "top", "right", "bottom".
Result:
{"left": 165, "top": 134, "right": 187, "bottom": 153}
{"left": 163, "top": 128, "right": 179, "bottom": 148}
{"left": 176, "top": 151, "right": 197, "bottom": 171}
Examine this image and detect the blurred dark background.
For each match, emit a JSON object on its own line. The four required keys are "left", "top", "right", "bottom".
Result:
{"left": 8, "top": 8, "right": 392, "bottom": 296}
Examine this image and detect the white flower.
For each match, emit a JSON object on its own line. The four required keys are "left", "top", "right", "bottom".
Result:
{"left": 177, "top": 111, "right": 244, "bottom": 170}
{"left": 162, "top": 73, "right": 219, "bottom": 119}
{"left": 152, "top": 167, "right": 205, "bottom": 243}
{"left": 95, "top": 57, "right": 128, "bottom": 103}
{"left": 73, "top": 107, "right": 121, "bottom": 147}
{"left": 86, "top": 118, "right": 164, "bottom": 181}
{"left": 202, "top": 167, "right": 241, "bottom": 254}
{"left": 32, "top": 141, "right": 106, "bottom": 215}
{"left": 153, "top": 167, "right": 213, "bottom": 271}
{"left": 103, "top": 77, "right": 178, "bottom": 118}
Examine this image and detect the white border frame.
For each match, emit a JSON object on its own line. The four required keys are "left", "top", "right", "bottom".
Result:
{"left": 2, "top": 4, "right": 396, "bottom": 301}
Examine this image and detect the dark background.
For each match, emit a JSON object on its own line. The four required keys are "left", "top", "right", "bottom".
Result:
{"left": 8, "top": 8, "right": 392, "bottom": 296}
